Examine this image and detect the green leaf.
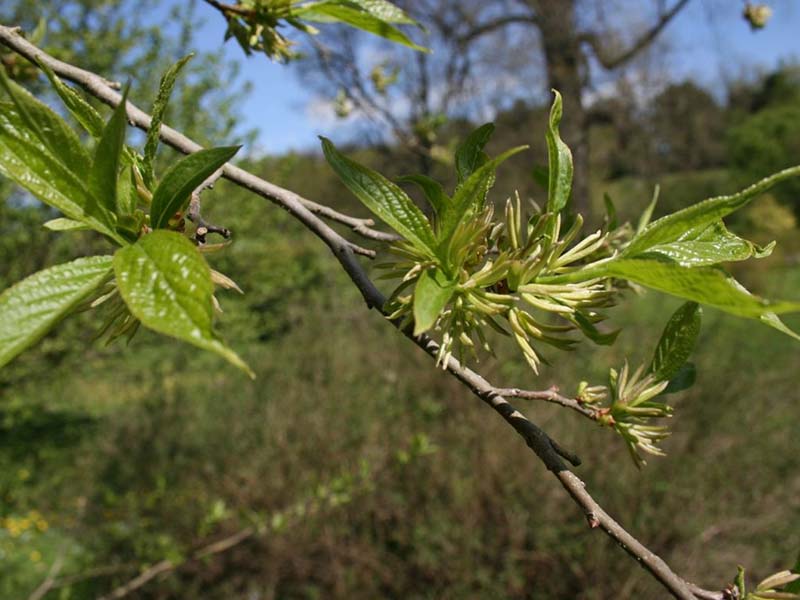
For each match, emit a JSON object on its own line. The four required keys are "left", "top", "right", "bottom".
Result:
{"left": 661, "top": 363, "right": 696, "bottom": 395}
{"left": 295, "top": 2, "right": 428, "bottom": 52}
{"left": 599, "top": 257, "right": 800, "bottom": 319}
{"left": 0, "top": 256, "right": 112, "bottom": 369}
{"left": 642, "top": 221, "right": 771, "bottom": 267}
{"left": 626, "top": 165, "right": 800, "bottom": 256}
{"left": 603, "top": 192, "right": 618, "bottom": 230}
{"left": 0, "top": 102, "right": 121, "bottom": 242}
{"left": 38, "top": 60, "right": 105, "bottom": 138}
{"left": 113, "top": 230, "right": 253, "bottom": 377}
{"left": 571, "top": 311, "right": 619, "bottom": 346}
{"left": 455, "top": 123, "right": 494, "bottom": 183}
{"left": 339, "top": 0, "right": 419, "bottom": 25}
{"left": 786, "top": 555, "right": 800, "bottom": 593}
{"left": 413, "top": 267, "right": 456, "bottom": 336}
{"left": 531, "top": 164, "right": 549, "bottom": 190}
{"left": 88, "top": 85, "right": 130, "bottom": 219}
{"left": 760, "top": 313, "right": 800, "bottom": 342}
{"left": 650, "top": 302, "right": 702, "bottom": 381}
{"left": 321, "top": 137, "right": 436, "bottom": 253}
{"left": 397, "top": 174, "right": 449, "bottom": 218}
{"left": 150, "top": 146, "right": 240, "bottom": 229}
{"left": 438, "top": 145, "right": 528, "bottom": 244}
{"left": 0, "top": 70, "right": 91, "bottom": 175}
{"left": 636, "top": 185, "right": 659, "bottom": 235}
{"left": 143, "top": 54, "right": 194, "bottom": 187}
{"left": 545, "top": 90, "right": 573, "bottom": 214}
{"left": 43, "top": 218, "right": 91, "bottom": 232}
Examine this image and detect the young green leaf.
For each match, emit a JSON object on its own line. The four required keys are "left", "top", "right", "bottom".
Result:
{"left": 0, "top": 70, "right": 91, "bottom": 175}
{"left": 438, "top": 145, "right": 528, "bottom": 245}
{"left": 397, "top": 174, "right": 449, "bottom": 218}
{"left": 150, "top": 146, "right": 240, "bottom": 229}
{"left": 760, "top": 312, "right": 800, "bottom": 342}
{"left": 321, "top": 137, "right": 436, "bottom": 253}
{"left": 626, "top": 165, "right": 800, "bottom": 256}
{"left": 142, "top": 54, "right": 194, "bottom": 187}
{"left": 641, "top": 221, "right": 772, "bottom": 267}
{"left": 636, "top": 185, "right": 659, "bottom": 235}
{"left": 599, "top": 258, "right": 800, "bottom": 320}
{"left": 603, "top": 192, "right": 618, "bottom": 230}
{"left": 38, "top": 59, "right": 105, "bottom": 138}
{"left": 413, "top": 268, "right": 456, "bottom": 336}
{"left": 650, "top": 302, "right": 702, "bottom": 381}
{"left": 0, "top": 256, "right": 113, "bottom": 369}
{"left": 343, "top": 0, "right": 420, "bottom": 25}
{"left": 43, "top": 218, "right": 91, "bottom": 232}
{"left": 295, "top": 2, "right": 428, "bottom": 52}
{"left": 88, "top": 84, "right": 131, "bottom": 220}
{"left": 455, "top": 123, "right": 494, "bottom": 183}
{"left": 661, "top": 363, "right": 696, "bottom": 395}
{"left": 113, "top": 230, "right": 253, "bottom": 377}
{"left": 545, "top": 90, "right": 573, "bottom": 215}
{"left": 0, "top": 102, "right": 121, "bottom": 242}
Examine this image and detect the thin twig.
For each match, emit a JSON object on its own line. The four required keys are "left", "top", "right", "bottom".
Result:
{"left": 0, "top": 24, "right": 728, "bottom": 600}
{"left": 28, "top": 551, "right": 65, "bottom": 600}
{"left": 493, "top": 386, "right": 600, "bottom": 421}
{"left": 188, "top": 167, "right": 231, "bottom": 243}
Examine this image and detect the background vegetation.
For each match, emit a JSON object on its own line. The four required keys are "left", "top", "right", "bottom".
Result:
{"left": 1, "top": 1, "right": 798, "bottom": 598}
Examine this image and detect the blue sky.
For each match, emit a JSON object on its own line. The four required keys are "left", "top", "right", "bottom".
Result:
{"left": 184, "top": 0, "right": 800, "bottom": 155}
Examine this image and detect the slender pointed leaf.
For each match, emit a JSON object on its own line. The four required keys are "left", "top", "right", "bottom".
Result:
{"left": 88, "top": 84, "right": 131, "bottom": 219}
{"left": 43, "top": 218, "right": 91, "bottom": 232}
{"left": 413, "top": 268, "right": 456, "bottom": 336}
{"left": 397, "top": 174, "right": 449, "bottom": 218}
{"left": 0, "top": 256, "right": 112, "bottom": 369}
{"left": 38, "top": 60, "right": 104, "bottom": 138}
{"left": 339, "top": 0, "right": 420, "bottom": 25}
{"left": 438, "top": 145, "right": 528, "bottom": 244}
{"left": 150, "top": 146, "right": 240, "bottom": 229}
{"left": 295, "top": 3, "right": 428, "bottom": 51}
{"left": 644, "top": 221, "right": 770, "bottom": 267}
{"left": 546, "top": 90, "right": 573, "bottom": 214}
{"left": 142, "top": 54, "right": 194, "bottom": 186}
{"left": 455, "top": 123, "right": 494, "bottom": 183}
{"left": 113, "top": 230, "right": 253, "bottom": 377}
{"left": 321, "top": 137, "right": 436, "bottom": 253}
{"left": 0, "top": 70, "right": 90, "bottom": 174}
{"left": 626, "top": 165, "right": 800, "bottom": 256}
{"left": 661, "top": 363, "right": 697, "bottom": 395}
{"left": 760, "top": 312, "right": 800, "bottom": 342}
{"left": 0, "top": 102, "right": 120, "bottom": 241}
{"left": 650, "top": 302, "right": 702, "bottom": 381}
{"left": 636, "top": 185, "right": 659, "bottom": 234}
{"left": 599, "top": 257, "right": 800, "bottom": 321}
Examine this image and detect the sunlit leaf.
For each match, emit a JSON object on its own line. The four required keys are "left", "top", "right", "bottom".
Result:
{"left": 38, "top": 59, "right": 104, "bottom": 138}
{"left": 88, "top": 84, "right": 131, "bottom": 220}
{"left": 545, "top": 90, "right": 573, "bottom": 215}
{"left": 413, "top": 267, "right": 456, "bottom": 336}
{"left": 114, "top": 230, "right": 253, "bottom": 377}
{"left": 650, "top": 301, "right": 702, "bottom": 381}
{"left": 0, "top": 256, "right": 112, "bottom": 369}
{"left": 150, "top": 146, "right": 240, "bottom": 229}
{"left": 0, "top": 101, "right": 120, "bottom": 242}
{"left": 142, "top": 54, "right": 194, "bottom": 187}
{"left": 43, "top": 218, "right": 90, "bottom": 232}
{"left": 296, "top": 2, "right": 428, "bottom": 52}
{"left": 642, "top": 221, "right": 772, "bottom": 267}
{"left": 321, "top": 137, "right": 436, "bottom": 253}
{"left": 0, "top": 70, "right": 91, "bottom": 175}
{"left": 626, "top": 165, "right": 800, "bottom": 256}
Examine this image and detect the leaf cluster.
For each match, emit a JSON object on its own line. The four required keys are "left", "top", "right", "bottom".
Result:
{"left": 0, "top": 60, "right": 252, "bottom": 376}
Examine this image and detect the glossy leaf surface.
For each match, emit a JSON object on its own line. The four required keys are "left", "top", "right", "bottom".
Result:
{"left": 114, "top": 230, "right": 253, "bottom": 377}
{"left": 0, "top": 256, "right": 112, "bottom": 369}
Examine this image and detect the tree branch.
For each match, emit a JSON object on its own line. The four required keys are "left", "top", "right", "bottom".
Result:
{"left": 456, "top": 13, "right": 539, "bottom": 45}
{"left": 0, "top": 24, "right": 727, "bottom": 600}
{"left": 580, "top": 0, "right": 691, "bottom": 70}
